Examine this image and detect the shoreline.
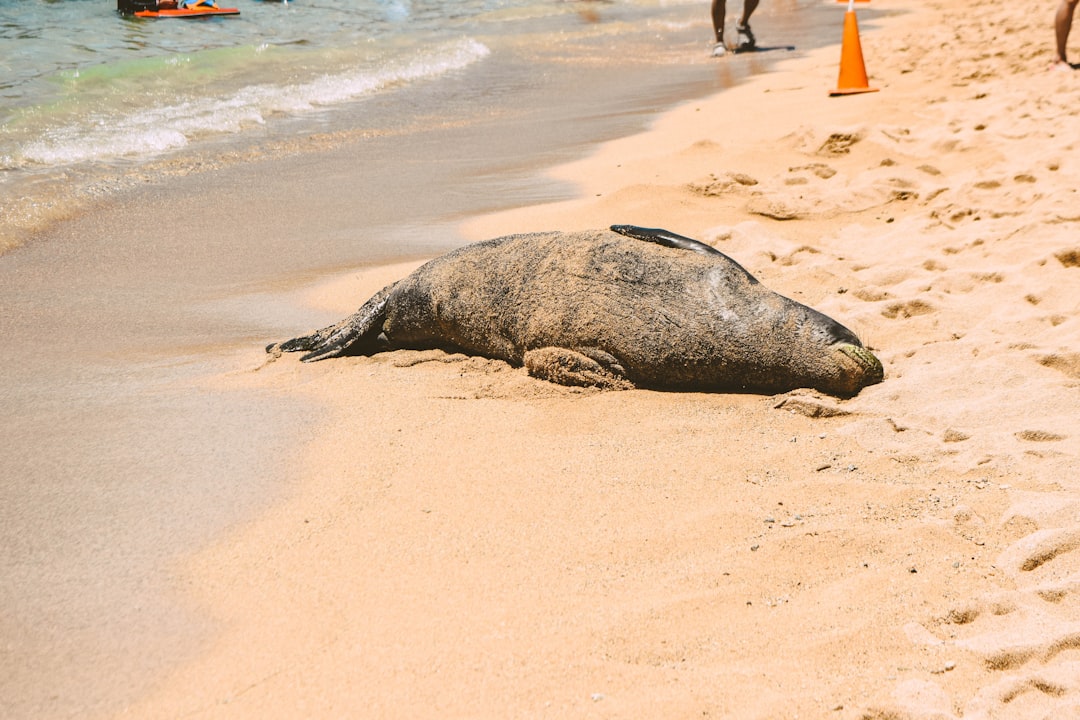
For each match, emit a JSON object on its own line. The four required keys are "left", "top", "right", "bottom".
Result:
{"left": 0, "top": 0, "right": 853, "bottom": 259}
{"left": 5, "top": 0, "right": 1080, "bottom": 718}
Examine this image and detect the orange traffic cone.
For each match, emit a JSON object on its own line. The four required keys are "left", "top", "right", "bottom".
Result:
{"left": 830, "top": 0, "right": 878, "bottom": 96}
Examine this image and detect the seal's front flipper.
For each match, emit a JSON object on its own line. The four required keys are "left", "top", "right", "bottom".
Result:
{"left": 609, "top": 224, "right": 757, "bottom": 281}
{"left": 524, "top": 347, "right": 634, "bottom": 390}
{"left": 267, "top": 284, "right": 394, "bottom": 362}
{"left": 610, "top": 225, "right": 723, "bottom": 257}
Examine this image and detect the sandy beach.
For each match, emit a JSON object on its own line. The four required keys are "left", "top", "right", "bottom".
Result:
{"left": 6, "top": 0, "right": 1080, "bottom": 717}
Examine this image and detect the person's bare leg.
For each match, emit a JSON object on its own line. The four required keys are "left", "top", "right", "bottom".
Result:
{"left": 736, "top": 0, "right": 759, "bottom": 49}
{"left": 739, "top": 0, "right": 759, "bottom": 28}
{"left": 712, "top": 0, "right": 727, "bottom": 54}
{"left": 711, "top": 0, "right": 729, "bottom": 55}
{"left": 1055, "top": 0, "right": 1079, "bottom": 68}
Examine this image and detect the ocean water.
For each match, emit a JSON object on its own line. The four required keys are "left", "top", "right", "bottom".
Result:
{"left": 0, "top": 0, "right": 742, "bottom": 249}
{"left": 2, "top": 0, "right": 506, "bottom": 168}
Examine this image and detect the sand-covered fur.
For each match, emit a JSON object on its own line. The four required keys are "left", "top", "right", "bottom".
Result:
{"left": 270, "top": 227, "right": 882, "bottom": 396}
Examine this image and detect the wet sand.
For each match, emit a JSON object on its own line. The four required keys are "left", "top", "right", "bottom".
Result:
{"left": 4, "top": 0, "right": 1080, "bottom": 718}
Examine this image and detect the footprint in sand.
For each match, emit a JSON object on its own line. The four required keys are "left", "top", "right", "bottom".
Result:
{"left": 816, "top": 132, "right": 862, "bottom": 157}
{"left": 1037, "top": 353, "right": 1080, "bottom": 379}
{"left": 852, "top": 287, "right": 892, "bottom": 303}
{"left": 685, "top": 172, "right": 758, "bottom": 197}
{"left": 1014, "top": 429, "right": 1067, "bottom": 443}
{"left": 883, "top": 495, "right": 1080, "bottom": 718}
{"left": 789, "top": 163, "right": 837, "bottom": 179}
{"left": 881, "top": 299, "right": 936, "bottom": 320}
{"left": 1054, "top": 249, "right": 1080, "bottom": 268}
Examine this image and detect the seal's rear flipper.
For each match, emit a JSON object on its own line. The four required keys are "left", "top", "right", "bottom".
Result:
{"left": 267, "top": 284, "right": 394, "bottom": 362}
{"left": 610, "top": 225, "right": 723, "bottom": 257}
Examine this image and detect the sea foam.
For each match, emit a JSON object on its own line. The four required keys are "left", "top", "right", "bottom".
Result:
{"left": 18, "top": 38, "right": 490, "bottom": 169}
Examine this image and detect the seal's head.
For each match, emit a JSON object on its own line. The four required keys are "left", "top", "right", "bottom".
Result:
{"left": 793, "top": 307, "right": 883, "bottom": 397}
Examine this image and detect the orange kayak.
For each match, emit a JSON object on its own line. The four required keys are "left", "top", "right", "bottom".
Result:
{"left": 134, "top": 6, "right": 240, "bottom": 17}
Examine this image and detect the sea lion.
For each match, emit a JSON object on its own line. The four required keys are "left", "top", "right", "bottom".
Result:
{"left": 268, "top": 226, "right": 883, "bottom": 397}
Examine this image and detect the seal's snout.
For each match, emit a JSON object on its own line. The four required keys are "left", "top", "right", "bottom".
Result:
{"left": 810, "top": 342, "right": 882, "bottom": 397}
{"left": 836, "top": 342, "right": 884, "bottom": 386}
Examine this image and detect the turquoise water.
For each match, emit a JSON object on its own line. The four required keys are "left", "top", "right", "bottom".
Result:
{"left": 1, "top": 0, "right": 753, "bottom": 247}
{"left": 3, "top": 1, "right": 501, "bottom": 167}
{"left": 1, "top": 0, "right": 707, "bottom": 173}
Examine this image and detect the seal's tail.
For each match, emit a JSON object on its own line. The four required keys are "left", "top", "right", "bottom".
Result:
{"left": 266, "top": 283, "right": 394, "bottom": 362}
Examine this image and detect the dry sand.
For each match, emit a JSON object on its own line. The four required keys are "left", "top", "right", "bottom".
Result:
{"left": 122, "top": 1, "right": 1080, "bottom": 717}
